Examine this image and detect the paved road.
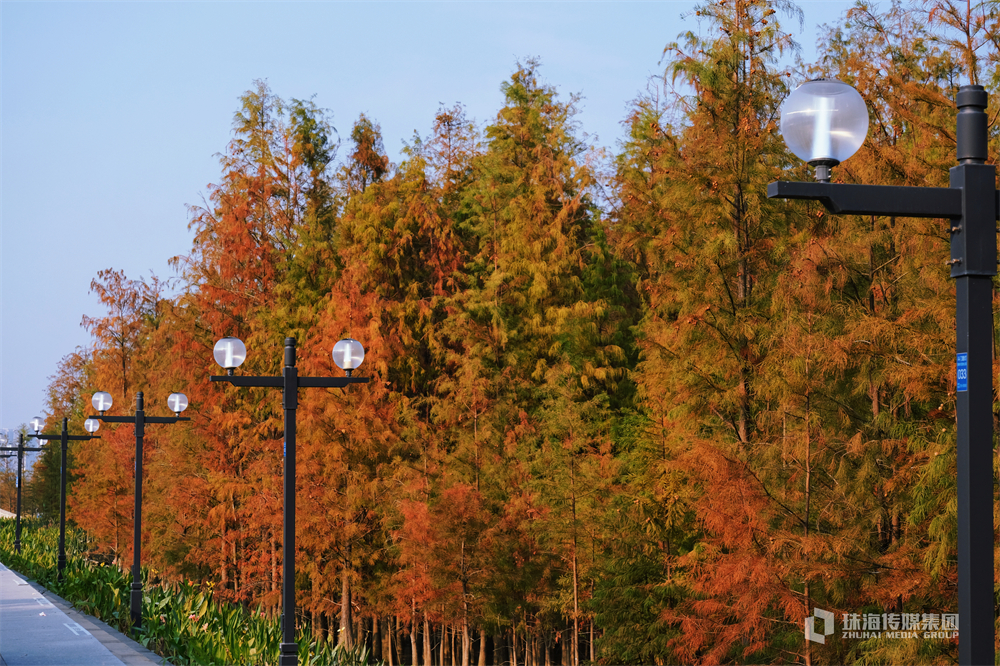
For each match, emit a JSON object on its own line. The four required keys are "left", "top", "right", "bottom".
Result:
{"left": 0, "top": 563, "right": 165, "bottom": 666}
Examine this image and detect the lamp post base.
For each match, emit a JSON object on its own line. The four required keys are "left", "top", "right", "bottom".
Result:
{"left": 130, "top": 582, "right": 143, "bottom": 630}
{"left": 279, "top": 642, "right": 298, "bottom": 666}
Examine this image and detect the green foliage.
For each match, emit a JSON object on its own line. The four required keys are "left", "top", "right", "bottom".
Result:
{"left": 0, "top": 521, "right": 379, "bottom": 666}
{"left": 591, "top": 553, "right": 685, "bottom": 665}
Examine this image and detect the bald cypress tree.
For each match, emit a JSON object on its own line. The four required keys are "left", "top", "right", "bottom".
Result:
{"left": 605, "top": 1, "right": 858, "bottom": 662}
{"left": 424, "top": 60, "right": 635, "bottom": 659}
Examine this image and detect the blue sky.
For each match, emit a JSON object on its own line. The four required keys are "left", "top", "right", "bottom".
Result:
{"left": 1, "top": 0, "right": 857, "bottom": 444}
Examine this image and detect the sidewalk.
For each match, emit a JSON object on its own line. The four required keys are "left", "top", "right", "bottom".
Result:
{"left": 0, "top": 563, "right": 166, "bottom": 666}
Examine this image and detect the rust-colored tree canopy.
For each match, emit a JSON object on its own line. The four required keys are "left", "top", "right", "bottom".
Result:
{"left": 15, "top": 4, "right": 1000, "bottom": 664}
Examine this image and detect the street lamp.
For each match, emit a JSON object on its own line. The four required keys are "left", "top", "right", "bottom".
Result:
{"left": 211, "top": 336, "right": 369, "bottom": 666}
{"left": 0, "top": 431, "right": 44, "bottom": 553}
{"left": 88, "top": 391, "right": 190, "bottom": 632}
{"left": 24, "top": 418, "right": 99, "bottom": 581}
{"left": 768, "top": 79, "right": 995, "bottom": 666}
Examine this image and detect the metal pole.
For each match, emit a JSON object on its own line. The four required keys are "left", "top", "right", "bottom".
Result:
{"left": 950, "top": 85, "right": 995, "bottom": 666}
{"left": 57, "top": 419, "right": 69, "bottom": 581}
{"left": 131, "top": 392, "right": 146, "bottom": 631}
{"left": 15, "top": 433, "right": 24, "bottom": 554}
{"left": 280, "top": 338, "right": 299, "bottom": 666}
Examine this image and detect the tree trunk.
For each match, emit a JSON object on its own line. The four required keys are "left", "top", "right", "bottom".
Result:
{"left": 271, "top": 535, "right": 279, "bottom": 600}
{"left": 232, "top": 535, "right": 240, "bottom": 600}
{"left": 440, "top": 623, "right": 448, "bottom": 666}
{"left": 589, "top": 619, "right": 594, "bottom": 663}
{"left": 374, "top": 616, "right": 383, "bottom": 661}
{"left": 340, "top": 560, "right": 353, "bottom": 648}
{"left": 571, "top": 460, "right": 580, "bottom": 666}
{"left": 493, "top": 632, "right": 504, "bottom": 666}
{"left": 386, "top": 618, "right": 394, "bottom": 665}
{"left": 411, "top": 601, "right": 420, "bottom": 666}
{"left": 424, "top": 615, "right": 433, "bottom": 666}
{"left": 220, "top": 518, "right": 228, "bottom": 595}
{"left": 462, "top": 622, "right": 471, "bottom": 666}
{"left": 462, "top": 577, "right": 471, "bottom": 666}
{"left": 479, "top": 627, "right": 487, "bottom": 666}
{"left": 397, "top": 616, "right": 407, "bottom": 666}
{"left": 312, "top": 558, "right": 323, "bottom": 643}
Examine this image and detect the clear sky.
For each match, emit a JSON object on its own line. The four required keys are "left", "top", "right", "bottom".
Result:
{"left": 1, "top": 0, "right": 857, "bottom": 439}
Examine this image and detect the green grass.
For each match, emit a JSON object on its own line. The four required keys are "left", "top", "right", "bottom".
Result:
{"left": 0, "top": 519, "right": 377, "bottom": 666}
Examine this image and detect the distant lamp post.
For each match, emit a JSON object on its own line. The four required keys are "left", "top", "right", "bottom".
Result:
{"left": 768, "top": 79, "right": 995, "bottom": 666}
{"left": 0, "top": 431, "right": 43, "bottom": 553}
{"left": 26, "top": 418, "right": 99, "bottom": 580}
{"left": 211, "top": 336, "right": 369, "bottom": 666}
{"left": 88, "top": 391, "right": 190, "bottom": 632}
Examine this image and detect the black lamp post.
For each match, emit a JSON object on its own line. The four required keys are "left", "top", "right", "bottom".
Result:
{"left": 210, "top": 336, "right": 369, "bottom": 666}
{"left": 88, "top": 391, "right": 190, "bottom": 632}
{"left": 0, "top": 431, "right": 44, "bottom": 553}
{"left": 768, "top": 80, "right": 995, "bottom": 666}
{"left": 23, "top": 417, "right": 99, "bottom": 581}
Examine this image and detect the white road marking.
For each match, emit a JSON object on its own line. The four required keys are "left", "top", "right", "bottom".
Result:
{"left": 64, "top": 622, "right": 91, "bottom": 636}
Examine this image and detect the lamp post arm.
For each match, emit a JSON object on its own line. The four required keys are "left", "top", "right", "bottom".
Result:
{"left": 298, "top": 376, "right": 370, "bottom": 388}
{"left": 767, "top": 181, "right": 972, "bottom": 219}
{"left": 210, "top": 376, "right": 284, "bottom": 387}
{"left": 212, "top": 375, "right": 369, "bottom": 389}
{"left": 143, "top": 416, "right": 191, "bottom": 424}
{"left": 88, "top": 416, "right": 134, "bottom": 424}
{"left": 88, "top": 415, "right": 188, "bottom": 425}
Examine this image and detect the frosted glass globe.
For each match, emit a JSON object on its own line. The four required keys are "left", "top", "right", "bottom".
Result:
{"left": 332, "top": 338, "right": 365, "bottom": 372}
{"left": 213, "top": 337, "right": 247, "bottom": 371}
{"left": 780, "top": 79, "right": 869, "bottom": 165}
{"left": 29, "top": 417, "right": 44, "bottom": 434}
{"left": 92, "top": 391, "right": 113, "bottom": 413}
{"left": 84, "top": 419, "right": 100, "bottom": 434}
{"left": 167, "top": 392, "right": 189, "bottom": 415}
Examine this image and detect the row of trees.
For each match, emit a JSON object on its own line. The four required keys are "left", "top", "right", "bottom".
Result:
{"left": 9, "top": 1, "right": 1000, "bottom": 663}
